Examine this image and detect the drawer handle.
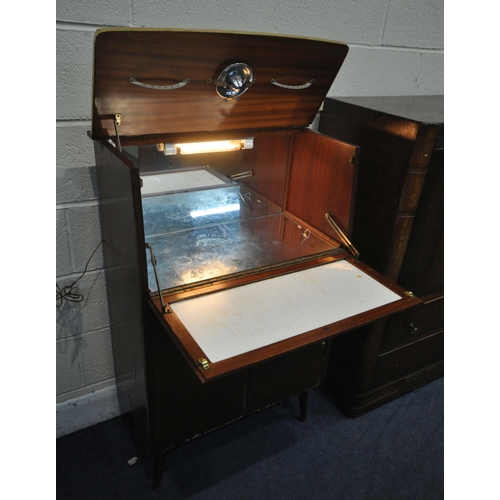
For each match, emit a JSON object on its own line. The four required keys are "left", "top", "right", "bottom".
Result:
{"left": 409, "top": 323, "right": 419, "bottom": 334}
{"left": 270, "top": 78, "right": 314, "bottom": 90}
{"left": 129, "top": 76, "right": 191, "bottom": 90}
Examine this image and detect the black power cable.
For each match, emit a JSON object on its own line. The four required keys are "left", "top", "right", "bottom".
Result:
{"left": 56, "top": 240, "right": 103, "bottom": 307}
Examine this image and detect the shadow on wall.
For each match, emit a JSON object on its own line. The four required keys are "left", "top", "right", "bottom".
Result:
{"left": 57, "top": 299, "right": 86, "bottom": 365}
{"left": 56, "top": 266, "right": 104, "bottom": 367}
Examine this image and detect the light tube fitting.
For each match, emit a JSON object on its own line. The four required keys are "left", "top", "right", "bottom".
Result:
{"left": 159, "top": 138, "right": 254, "bottom": 156}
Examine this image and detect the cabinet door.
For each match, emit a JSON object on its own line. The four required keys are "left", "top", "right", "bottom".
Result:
{"left": 247, "top": 342, "right": 328, "bottom": 414}
{"left": 92, "top": 29, "right": 348, "bottom": 140}
{"left": 154, "top": 254, "right": 420, "bottom": 381}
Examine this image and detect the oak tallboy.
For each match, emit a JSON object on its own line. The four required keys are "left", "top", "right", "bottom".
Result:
{"left": 319, "top": 96, "right": 444, "bottom": 416}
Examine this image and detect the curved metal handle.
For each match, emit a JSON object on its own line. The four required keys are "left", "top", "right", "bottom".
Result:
{"left": 270, "top": 78, "right": 314, "bottom": 90}
{"left": 129, "top": 76, "right": 190, "bottom": 90}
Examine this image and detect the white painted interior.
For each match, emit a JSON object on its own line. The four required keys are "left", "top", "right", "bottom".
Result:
{"left": 56, "top": 0, "right": 444, "bottom": 437}
{"left": 172, "top": 260, "right": 400, "bottom": 363}
{"left": 141, "top": 168, "right": 227, "bottom": 196}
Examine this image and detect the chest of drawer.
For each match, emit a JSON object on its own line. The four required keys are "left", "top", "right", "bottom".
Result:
{"left": 380, "top": 297, "right": 443, "bottom": 354}
{"left": 372, "top": 331, "right": 444, "bottom": 389}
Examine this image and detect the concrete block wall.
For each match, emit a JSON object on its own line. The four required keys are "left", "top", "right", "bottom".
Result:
{"left": 56, "top": 0, "right": 444, "bottom": 436}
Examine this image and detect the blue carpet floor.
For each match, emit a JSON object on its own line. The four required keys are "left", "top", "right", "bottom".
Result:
{"left": 57, "top": 378, "right": 444, "bottom": 499}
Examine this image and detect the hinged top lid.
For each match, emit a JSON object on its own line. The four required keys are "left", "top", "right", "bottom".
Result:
{"left": 91, "top": 29, "right": 348, "bottom": 141}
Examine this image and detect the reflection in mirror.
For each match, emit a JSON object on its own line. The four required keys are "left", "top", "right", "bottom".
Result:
{"left": 141, "top": 168, "right": 340, "bottom": 293}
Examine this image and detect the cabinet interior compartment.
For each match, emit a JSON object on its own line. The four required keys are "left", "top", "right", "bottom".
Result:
{"left": 111, "top": 129, "right": 420, "bottom": 381}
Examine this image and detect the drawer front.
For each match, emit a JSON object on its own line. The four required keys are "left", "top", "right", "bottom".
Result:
{"left": 381, "top": 298, "right": 443, "bottom": 353}
{"left": 372, "top": 331, "right": 444, "bottom": 389}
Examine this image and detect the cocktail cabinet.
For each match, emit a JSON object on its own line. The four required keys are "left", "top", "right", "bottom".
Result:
{"left": 91, "top": 30, "right": 421, "bottom": 487}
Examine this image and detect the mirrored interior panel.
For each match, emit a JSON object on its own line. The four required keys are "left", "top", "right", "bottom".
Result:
{"left": 139, "top": 166, "right": 340, "bottom": 293}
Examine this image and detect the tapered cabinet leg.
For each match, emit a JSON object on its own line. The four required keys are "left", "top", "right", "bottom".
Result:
{"left": 152, "top": 452, "right": 166, "bottom": 490}
{"left": 299, "top": 391, "right": 309, "bottom": 422}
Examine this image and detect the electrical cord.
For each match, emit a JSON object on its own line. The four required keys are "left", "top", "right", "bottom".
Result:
{"left": 56, "top": 240, "right": 103, "bottom": 307}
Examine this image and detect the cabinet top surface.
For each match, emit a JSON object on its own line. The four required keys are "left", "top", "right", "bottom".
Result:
{"left": 328, "top": 96, "right": 444, "bottom": 124}
{"left": 91, "top": 29, "right": 348, "bottom": 141}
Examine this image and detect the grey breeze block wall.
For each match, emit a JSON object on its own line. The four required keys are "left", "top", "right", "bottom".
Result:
{"left": 56, "top": 0, "right": 444, "bottom": 437}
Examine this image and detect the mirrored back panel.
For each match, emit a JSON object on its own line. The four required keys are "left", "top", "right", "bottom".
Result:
{"left": 140, "top": 166, "right": 338, "bottom": 292}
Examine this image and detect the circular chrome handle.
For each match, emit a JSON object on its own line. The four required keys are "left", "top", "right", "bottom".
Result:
{"left": 212, "top": 63, "right": 254, "bottom": 100}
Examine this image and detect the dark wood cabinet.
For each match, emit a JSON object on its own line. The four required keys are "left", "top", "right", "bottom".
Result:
{"left": 319, "top": 96, "right": 444, "bottom": 416}
{"left": 91, "top": 31, "right": 422, "bottom": 488}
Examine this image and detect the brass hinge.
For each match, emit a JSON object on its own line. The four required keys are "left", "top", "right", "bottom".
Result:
{"left": 113, "top": 113, "right": 122, "bottom": 152}
{"left": 198, "top": 358, "right": 210, "bottom": 371}
{"left": 325, "top": 213, "right": 360, "bottom": 260}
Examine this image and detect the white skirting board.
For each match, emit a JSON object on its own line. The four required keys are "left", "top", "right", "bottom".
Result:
{"left": 56, "top": 385, "right": 122, "bottom": 438}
